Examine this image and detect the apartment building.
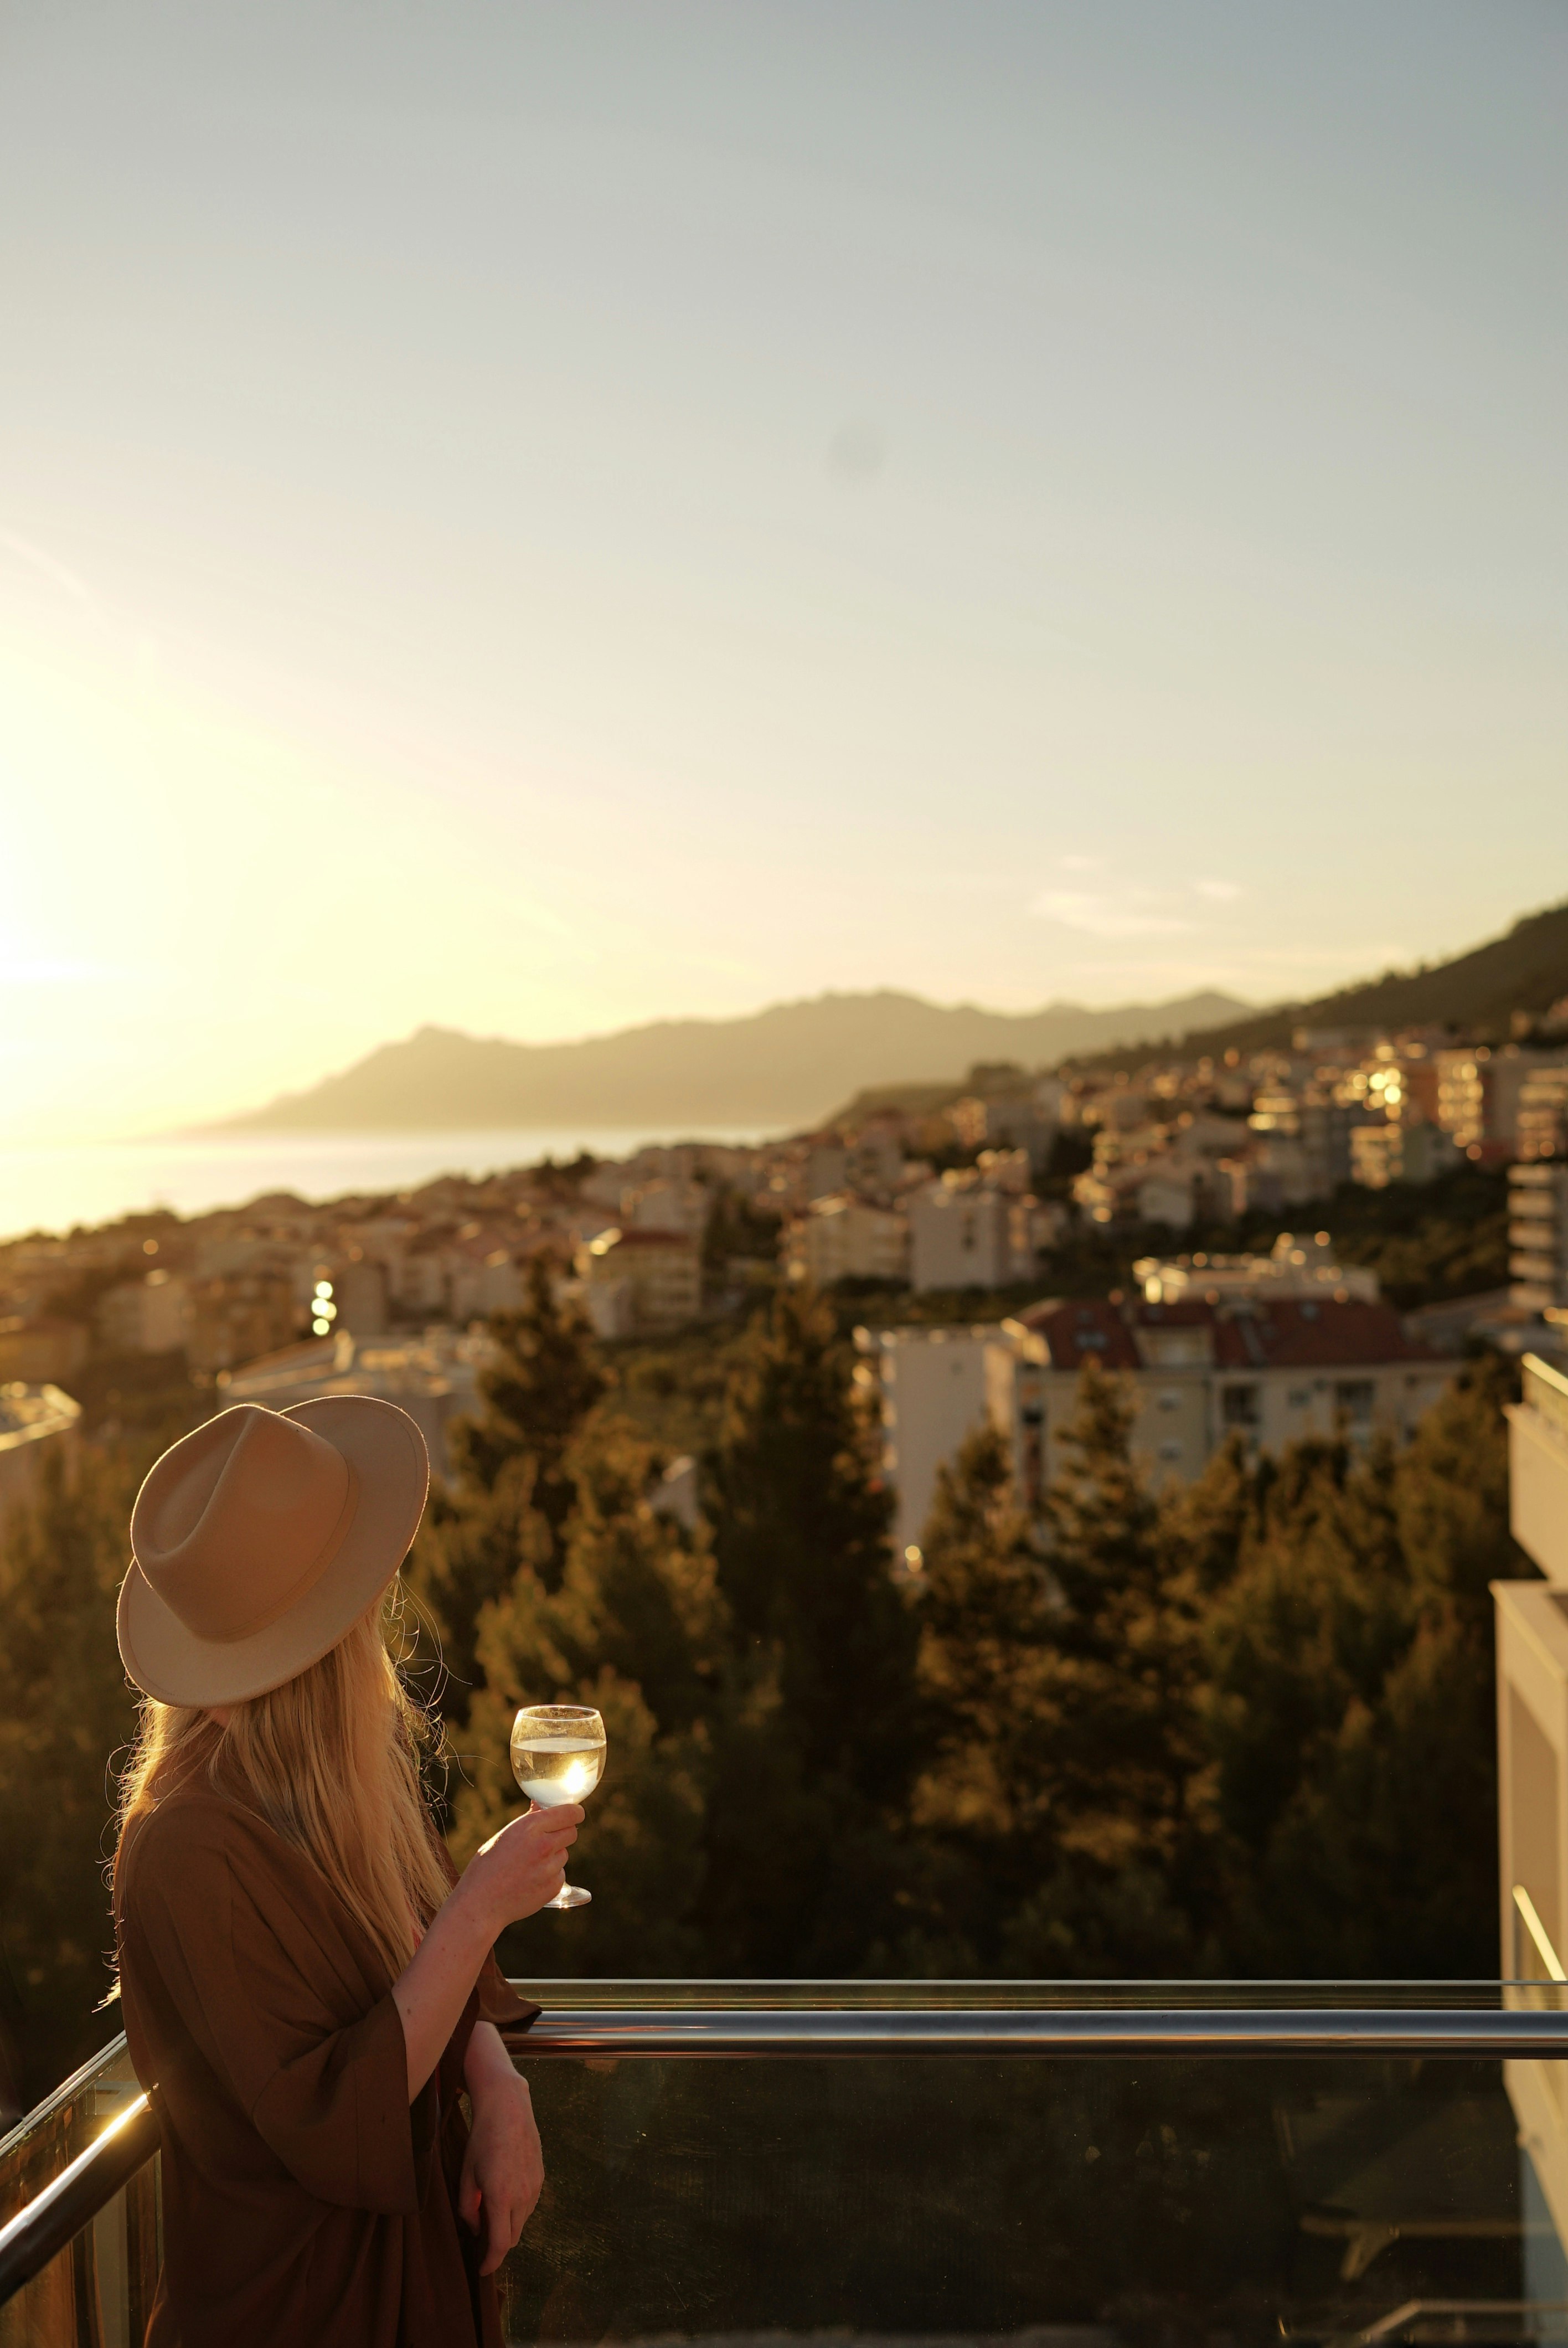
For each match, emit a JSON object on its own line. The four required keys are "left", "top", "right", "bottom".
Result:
{"left": 0, "top": 1315, "right": 89, "bottom": 1386}
{"left": 576, "top": 1226, "right": 702, "bottom": 1335}
{"left": 219, "top": 1327, "right": 483, "bottom": 1477}
{"left": 908, "top": 1177, "right": 1034, "bottom": 1292}
{"left": 1518, "top": 1067, "right": 1568, "bottom": 1164}
{"left": 1510, "top": 1162, "right": 1568, "bottom": 1313}
{"left": 786, "top": 1196, "right": 909, "bottom": 1288}
{"left": 1437, "top": 1046, "right": 1568, "bottom": 1155}
{"left": 866, "top": 1292, "right": 1457, "bottom": 1557}
{"left": 95, "top": 1269, "right": 194, "bottom": 1356}
{"left": 1135, "top": 1231, "right": 1379, "bottom": 1306}
{"left": 864, "top": 1323, "right": 1021, "bottom": 1558}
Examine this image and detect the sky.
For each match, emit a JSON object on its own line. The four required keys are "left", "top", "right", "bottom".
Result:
{"left": 1, "top": 0, "right": 1564, "bottom": 1142}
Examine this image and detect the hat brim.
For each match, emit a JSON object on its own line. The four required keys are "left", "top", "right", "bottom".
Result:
{"left": 117, "top": 1395, "right": 430, "bottom": 1707}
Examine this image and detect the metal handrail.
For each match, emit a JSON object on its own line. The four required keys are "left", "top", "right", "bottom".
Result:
{"left": 504, "top": 2003, "right": 1568, "bottom": 2059}
{"left": 0, "top": 2090, "right": 156, "bottom": 2307}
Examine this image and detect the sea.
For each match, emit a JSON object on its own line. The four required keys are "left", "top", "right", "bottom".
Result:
{"left": 0, "top": 1126, "right": 775, "bottom": 1243}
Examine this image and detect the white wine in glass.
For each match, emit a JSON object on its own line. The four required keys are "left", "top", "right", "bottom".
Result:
{"left": 510, "top": 1703, "right": 605, "bottom": 1911}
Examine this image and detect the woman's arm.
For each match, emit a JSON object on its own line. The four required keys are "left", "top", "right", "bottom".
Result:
{"left": 391, "top": 1803, "right": 581, "bottom": 2100}
{"left": 460, "top": 2022, "right": 544, "bottom": 2274}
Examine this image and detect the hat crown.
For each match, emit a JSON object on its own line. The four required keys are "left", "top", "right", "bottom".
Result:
{"left": 131, "top": 1406, "right": 359, "bottom": 1647}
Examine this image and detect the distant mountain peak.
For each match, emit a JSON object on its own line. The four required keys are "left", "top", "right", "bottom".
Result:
{"left": 213, "top": 985, "right": 1252, "bottom": 1135}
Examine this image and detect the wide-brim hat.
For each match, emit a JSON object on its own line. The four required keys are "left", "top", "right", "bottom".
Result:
{"left": 117, "top": 1395, "right": 430, "bottom": 1707}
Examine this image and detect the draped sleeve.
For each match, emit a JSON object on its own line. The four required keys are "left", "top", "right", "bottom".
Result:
{"left": 429, "top": 1839, "right": 541, "bottom": 2041}
{"left": 122, "top": 1798, "right": 424, "bottom": 2215}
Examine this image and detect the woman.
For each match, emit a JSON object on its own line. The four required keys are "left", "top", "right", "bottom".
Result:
{"left": 113, "top": 1393, "right": 584, "bottom": 2347}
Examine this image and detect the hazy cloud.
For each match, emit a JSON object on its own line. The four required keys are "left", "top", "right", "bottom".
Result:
{"left": 1031, "top": 886, "right": 1194, "bottom": 939}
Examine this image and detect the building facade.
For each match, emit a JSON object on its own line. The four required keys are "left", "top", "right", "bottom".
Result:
{"left": 865, "top": 1294, "right": 1458, "bottom": 1558}
{"left": 786, "top": 1197, "right": 910, "bottom": 1288}
{"left": 576, "top": 1226, "right": 702, "bottom": 1334}
{"left": 1510, "top": 1163, "right": 1568, "bottom": 1313}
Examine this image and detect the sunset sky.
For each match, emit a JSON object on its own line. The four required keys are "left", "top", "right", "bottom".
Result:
{"left": 1, "top": 1, "right": 1564, "bottom": 1141}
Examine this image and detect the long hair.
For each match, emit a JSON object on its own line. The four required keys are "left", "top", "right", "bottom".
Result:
{"left": 116, "top": 1594, "right": 452, "bottom": 1979}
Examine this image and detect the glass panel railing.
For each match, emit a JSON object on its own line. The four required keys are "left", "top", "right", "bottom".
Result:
{"left": 497, "top": 1984, "right": 1568, "bottom": 2348}
{"left": 7, "top": 1988, "right": 1568, "bottom": 2346}
{"left": 500, "top": 2051, "right": 1561, "bottom": 2344}
{"left": 0, "top": 2037, "right": 157, "bottom": 2348}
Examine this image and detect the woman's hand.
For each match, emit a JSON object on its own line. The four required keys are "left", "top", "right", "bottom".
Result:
{"left": 467, "top": 1803, "right": 584, "bottom": 1934}
{"left": 460, "top": 2023, "right": 543, "bottom": 2276}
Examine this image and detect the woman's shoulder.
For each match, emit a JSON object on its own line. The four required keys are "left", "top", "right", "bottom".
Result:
{"left": 120, "top": 1788, "right": 297, "bottom": 1901}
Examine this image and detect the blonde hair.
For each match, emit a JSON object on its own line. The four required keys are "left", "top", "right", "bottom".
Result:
{"left": 116, "top": 1597, "right": 452, "bottom": 1979}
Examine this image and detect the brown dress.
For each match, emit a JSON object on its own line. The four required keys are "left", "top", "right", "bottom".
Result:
{"left": 114, "top": 1788, "right": 539, "bottom": 2348}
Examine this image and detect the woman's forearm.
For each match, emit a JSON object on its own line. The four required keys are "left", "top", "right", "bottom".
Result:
{"left": 393, "top": 1877, "right": 497, "bottom": 2101}
{"left": 395, "top": 1802, "right": 580, "bottom": 2099}
{"left": 465, "top": 2019, "right": 520, "bottom": 2103}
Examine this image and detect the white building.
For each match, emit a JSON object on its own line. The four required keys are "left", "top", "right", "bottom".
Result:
{"left": 786, "top": 1196, "right": 909, "bottom": 1288}
{"left": 447, "top": 1242, "right": 526, "bottom": 1324}
{"left": 96, "top": 1269, "right": 194, "bottom": 1357}
{"left": 908, "top": 1176, "right": 1036, "bottom": 1293}
{"left": 218, "top": 1327, "right": 487, "bottom": 1479}
{"left": 1494, "top": 1353, "right": 1568, "bottom": 2293}
{"left": 865, "top": 1324, "right": 1019, "bottom": 1560}
{"left": 624, "top": 1179, "right": 710, "bottom": 1242}
{"left": 863, "top": 1291, "right": 1457, "bottom": 1559}
{"left": 576, "top": 1227, "right": 702, "bottom": 1332}
{"left": 1135, "top": 1232, "right": 1379, "bottom": 1307}
{"left": 1510, "top": 1163, "right": 1568, "bottom": 1312}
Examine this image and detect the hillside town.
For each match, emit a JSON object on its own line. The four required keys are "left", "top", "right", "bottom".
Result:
{"left": 4, "top": 1018, "right": 1566, "bottom": 1537}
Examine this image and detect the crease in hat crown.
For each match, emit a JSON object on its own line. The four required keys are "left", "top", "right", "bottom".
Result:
{"left": 131, "top": 1405, "right": 364, "bottom": 1647}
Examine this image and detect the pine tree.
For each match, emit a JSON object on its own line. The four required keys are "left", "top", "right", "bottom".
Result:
{"left": 447, "top": 1258, "right": 607, "bottom": 1539}
{"left": 998, "top": 1360, "right": 1211, "bottom": 1974}
{"left": 1196, "top": 1360, "right": 1520, "bottom": 1975}
{"left": 700, "top": 1285, "right": 921, "bottom": 1970}
{"left": 705, "top": 1285, "right": 914, "bottom": 1803}
{"left": 448, "top": 1414, "right": 721, "bottom": 1975}
{"left": 405, "top": 1260, "right": 605, "bottom": 1725}
{"left": 907, "top": 1422, "right": 1053, "bottom": 1968}
{"left": 0, "top": 1446, "right": 140, "bottom": 2108}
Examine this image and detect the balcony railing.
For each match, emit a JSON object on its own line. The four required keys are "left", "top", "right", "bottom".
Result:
{"left": 5, "top": 1981, "right": 1568, "bottom": 2346}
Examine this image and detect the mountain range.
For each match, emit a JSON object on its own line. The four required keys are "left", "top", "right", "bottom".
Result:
{"left": 214, "top": 988, "right": 1251, "bottom": 1135}
{"left": 213, "top": 901, "right": 1568, "bottom": 1137}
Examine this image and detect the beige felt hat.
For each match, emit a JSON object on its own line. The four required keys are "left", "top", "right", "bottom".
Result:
{"left": 117, "top": 1397, "right": 430, "bottom": 1707}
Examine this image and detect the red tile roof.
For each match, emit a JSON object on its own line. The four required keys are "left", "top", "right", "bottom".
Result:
{"left": 1013, "top": 1294, "right": 1448, "bottom": 1372}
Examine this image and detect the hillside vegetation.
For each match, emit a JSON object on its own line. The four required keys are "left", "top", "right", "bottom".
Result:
{"left": 1077, "top": 900, "right": 1568, "bottom": 1073}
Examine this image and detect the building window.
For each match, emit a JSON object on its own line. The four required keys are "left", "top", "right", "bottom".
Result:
{"left": 1287, "top": 1388, "right": 1311, "bottom": 1408}
{"left": 1334, "top": 1379, "right": 1375, "bottom": 1428}
{"left": 1157, "top": 1390, "right": 1180, "bottom": 1413}
{"left": 1158, "top": 1439, "right": 1183, "bottom": 1461}
{"left": 1221, "top": 1384, "right": 1261, "bottom": 1431}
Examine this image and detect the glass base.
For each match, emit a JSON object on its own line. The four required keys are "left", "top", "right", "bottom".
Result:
{"left": 545, "top": 1882, "right": 591, "bottom": 1909}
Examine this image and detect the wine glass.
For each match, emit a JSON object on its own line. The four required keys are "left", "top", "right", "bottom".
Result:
{"left": 510, "top": 1703, "right": 606, "bottom": 1910}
